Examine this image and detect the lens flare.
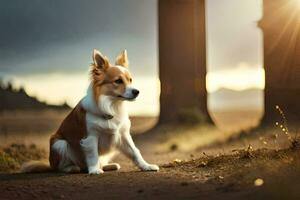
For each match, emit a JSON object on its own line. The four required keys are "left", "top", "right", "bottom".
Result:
{"left": 293, "top": 0, "right": 300, "bottom": 10}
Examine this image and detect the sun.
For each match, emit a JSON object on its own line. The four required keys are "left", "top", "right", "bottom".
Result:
{"left": 295, "top": 0, "right": 300, "bottom": 9}
{"left": 288, "top": 0, "right": 300, "bottom": 10}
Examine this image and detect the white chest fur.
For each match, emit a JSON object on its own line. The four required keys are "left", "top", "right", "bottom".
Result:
{"left": 85, "top": 112, "right": 130, "bottom": 154}
{"left": 81, "top": 86, "right": 131, "bottom": 153}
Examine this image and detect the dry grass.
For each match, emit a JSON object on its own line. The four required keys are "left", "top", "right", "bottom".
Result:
{"left": 0, "top": 151, "right": 19, "bottom": 172}
{"left": 0, "top": 144, "right": 46, "bottom": 173}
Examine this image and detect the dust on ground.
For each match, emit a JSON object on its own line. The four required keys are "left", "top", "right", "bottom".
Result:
{"left": 1, "top": 109, "right": 300, "bottom": 200}
{"left": 1, "top": 137, "right": 300, "bottom": 200}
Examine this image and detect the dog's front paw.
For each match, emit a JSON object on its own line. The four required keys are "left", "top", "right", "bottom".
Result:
{"left": 89, "top": 169, "right": 104, "bottom": 175}
{"left": 141, "top": 164, "right": 159, "bottom": 172}
{"left": 88, "top": 166, "right": 104, "bottom": 175}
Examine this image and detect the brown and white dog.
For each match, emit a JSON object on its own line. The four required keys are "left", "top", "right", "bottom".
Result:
{"left": 22, "top": 49, "right": 159, "bottom": 174}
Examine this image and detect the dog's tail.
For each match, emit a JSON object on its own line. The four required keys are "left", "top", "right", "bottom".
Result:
{"left": 20, "top": 160, "right": 53, "bottom": 173}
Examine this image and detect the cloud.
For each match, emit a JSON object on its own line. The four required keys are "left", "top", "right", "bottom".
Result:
{"left": 0, "top": 0, "right": 157, "bottom": 76}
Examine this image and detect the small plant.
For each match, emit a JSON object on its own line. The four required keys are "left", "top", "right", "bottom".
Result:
{"left": 290, "top": 129, "right": 300, "bottom": 150}
{"left": 274, "top": 105, "right": 300, "bottom": 150}
{"left": 233, "top": 145, "right": 254, "bottom": 159}
{"left": 290, "top": 138, "right": 300, "bottom": 150}
{"left": 275, "top": 105, "right": 290, "bottom": 138}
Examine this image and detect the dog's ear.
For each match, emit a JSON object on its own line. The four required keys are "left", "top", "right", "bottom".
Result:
{"left": 93, "top": 49, "right": 110, "bottom": 71}
{"left": 115, "top": 50, "right": 129, "bottom": 68}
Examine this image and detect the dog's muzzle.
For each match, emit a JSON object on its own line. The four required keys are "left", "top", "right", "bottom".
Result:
{"left": 119, "top": 87, "right": 139, "bottom": 100}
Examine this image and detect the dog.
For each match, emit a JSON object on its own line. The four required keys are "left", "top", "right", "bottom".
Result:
{"left": 21, "top": 49, "right": 159, "bottom": 174}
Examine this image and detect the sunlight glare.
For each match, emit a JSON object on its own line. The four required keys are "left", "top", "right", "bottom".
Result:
{"left": 206, "top": 64, "right": 265, "bottom": 93}
{"left": 292, "top": 0, "right": 300, "bottom": 10}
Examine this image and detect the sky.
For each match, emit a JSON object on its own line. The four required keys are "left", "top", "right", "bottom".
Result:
{"left": 0, "top": 0, "right": 264, "bottom": 115}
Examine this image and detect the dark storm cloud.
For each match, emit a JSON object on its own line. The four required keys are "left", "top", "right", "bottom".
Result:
{"left": 0, "top": 0, "right": 157, "bottom": 75}
{"left": 0, "top": 0, "right": 262, "bottom": 77}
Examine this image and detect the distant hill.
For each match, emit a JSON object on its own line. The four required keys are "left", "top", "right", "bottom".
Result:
{"left": 209, "top": 88, "right": 264, "bottom": 111}
{"left": 0, "top": 81, "right": 70, "bottom": 111}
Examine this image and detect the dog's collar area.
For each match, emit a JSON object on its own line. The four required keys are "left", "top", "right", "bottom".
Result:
{"left": 101, "top": 114, "right": 114, "bottom": 120}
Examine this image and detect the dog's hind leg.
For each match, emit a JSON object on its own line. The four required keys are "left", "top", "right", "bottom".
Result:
{"left": 62, "top": 165, "right": 81, "bottom": 173}
{"left": 51, "top": 139, "right": 81, "bottom": 173}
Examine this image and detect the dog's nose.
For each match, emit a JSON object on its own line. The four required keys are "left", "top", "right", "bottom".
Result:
{"left": 132, "top": 89, "right": 140, "bottom": 97}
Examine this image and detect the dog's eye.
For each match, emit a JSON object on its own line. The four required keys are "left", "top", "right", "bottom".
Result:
{"left": 129, "top": 78, "right": 132, "bottom": 83}
{"left": 114, "top": 79, "right": 123, "bottom": 84}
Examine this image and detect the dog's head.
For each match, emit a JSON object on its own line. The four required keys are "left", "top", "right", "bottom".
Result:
{"left": 90, "top": 49, "right": 139, "bottom": 103}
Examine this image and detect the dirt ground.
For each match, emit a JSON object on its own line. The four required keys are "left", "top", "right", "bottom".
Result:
{"left": 1, "top": 110, "right": 300, "bottom": 200}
